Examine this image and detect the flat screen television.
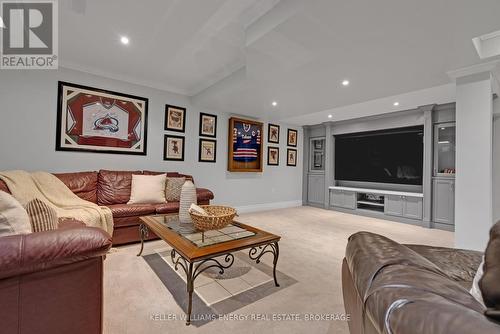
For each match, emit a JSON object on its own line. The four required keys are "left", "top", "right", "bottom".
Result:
{"left": 335, "top": 126, "right": 424, "bottom": 185}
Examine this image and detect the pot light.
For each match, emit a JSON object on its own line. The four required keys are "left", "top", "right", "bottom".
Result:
{"left": 272, "top": 101, "right": 277, "bottom": 107}
{"left": 120, "top": 36, "right": 130, "bottom": 45}
{"left": 342, "top": 80, "right": 350, "bottom": 86}
{"left": 393, "top": 102, "right": 400, "bottom": 106}
{"left": 328, "top": 114, "right": 333, "bottom": 118}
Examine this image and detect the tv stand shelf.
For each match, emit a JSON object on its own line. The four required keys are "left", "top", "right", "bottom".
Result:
{"left": 329, "top": 186, "right": 423, "bottom": 221}
{"left": 329, "top": 186, "right": 423, "bottom": 198}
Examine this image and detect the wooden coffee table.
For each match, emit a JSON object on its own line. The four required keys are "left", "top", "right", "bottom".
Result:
{"left": 137, "top": 214, "right": 281, "bottom": 325}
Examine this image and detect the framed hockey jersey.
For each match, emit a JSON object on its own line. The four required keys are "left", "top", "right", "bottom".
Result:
{"left": 56, "top": 81, "right": 148, "bottom": 155}
{"left": 228, "top": 117, "right": 263, "bottom": 172}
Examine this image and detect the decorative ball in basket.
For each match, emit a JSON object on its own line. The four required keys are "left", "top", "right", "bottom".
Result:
{"left": 189, "top": 205, "right": 237, "bottom": 231}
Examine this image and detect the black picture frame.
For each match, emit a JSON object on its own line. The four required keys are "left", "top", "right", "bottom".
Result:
{"left": 199, "top": 138, "right": 217, "bottom": 163}
{"left": 287, "top": 148, "right": 297, "bottom": 166}
{"left": 56, "top": 81, "right": 148, "bottom": 155}
{"left": 163, "top": 134, "right": 185, "bottom": 161}
{"left": 287, "top": 128, "right": 298, "bottom": 147}
{"left": 267, "top": 146, "right": 279, "bottom": 166}
{"left": 268, "top": 124, "right": 280, "bottom": 144}
{"left": 199, "top": 112, "right": 217, "bottom": 138}
{"left": 164, "top": 104, "right": 186, "bottom": 133}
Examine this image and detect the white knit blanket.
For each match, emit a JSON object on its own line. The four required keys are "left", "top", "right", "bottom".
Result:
{"left": 0, "top": 170, "right": 113, "bottom": 234}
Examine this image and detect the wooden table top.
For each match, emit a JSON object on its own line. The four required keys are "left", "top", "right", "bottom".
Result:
{"left": 139, "top": 214, "right": 281, "bottom": 262}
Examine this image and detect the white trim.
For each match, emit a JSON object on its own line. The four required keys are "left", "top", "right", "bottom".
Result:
{"left": 447, "top": 60, "right": 500, "bottom": 80}
{"left": 234, "top": 200, "right": 302, "bottom": 214}
{"left": 329, "top": 186, "right": 423, "bottom": 198}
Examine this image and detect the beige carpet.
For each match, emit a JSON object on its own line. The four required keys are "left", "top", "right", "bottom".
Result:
{"left": 103, "top": 206, "right": 453, "bottom": 334}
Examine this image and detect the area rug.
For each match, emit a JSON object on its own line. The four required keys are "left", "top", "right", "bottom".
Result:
{"left": 143, "top": 246, "right": 297, "bottom": 327}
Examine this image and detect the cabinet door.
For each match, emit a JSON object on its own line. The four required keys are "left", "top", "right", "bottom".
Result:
{"left": 403, "top": 196, "right": 423, "bottom": 220}
{"left": 385, "top": 195, "right": 404, "bottom": 217}
{"left": 343, "top": 191, "right": 356, "bottom": 209}
{"left": 307, "top": 174, "right": 325, "bottom": 204}
{"left": 433, "top": 179, "right": 455, "bottom": 225}
{"left": 330, "top": 189, "right": 344, "bottom": 207}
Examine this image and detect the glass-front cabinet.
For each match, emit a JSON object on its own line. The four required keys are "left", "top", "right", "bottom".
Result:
{"left": 310, "top": 137, "right": 325, "bottom": 171}
{"left": 434, "top": 122, "right": 456, "bottom": 177}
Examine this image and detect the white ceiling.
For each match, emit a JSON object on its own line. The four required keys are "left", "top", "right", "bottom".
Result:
{"left": 60, "top": 0, "right": 500, "bottom": 125}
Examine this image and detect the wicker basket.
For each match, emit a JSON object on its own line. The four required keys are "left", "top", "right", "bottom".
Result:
{"left": 189, "top": 205, "right": 237, "bottom": 231}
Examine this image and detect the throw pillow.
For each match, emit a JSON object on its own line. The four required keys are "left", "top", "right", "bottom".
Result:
{"left": 470, "top": 257, "right": 485, "bottom": 307}
{"left": 0, "top": 191, "right": 32, "bottom": 236}
{"left": 165, "top": 177, "right": 186, "bottom": 202}
{"left": 480, "top": 220, "right": 500, "bottom": 320}
{"left": 128, "top": 174, "right": 167, "bottom": 204}
{"left": 25, "top": 198, "right": 58, "bottom": 232}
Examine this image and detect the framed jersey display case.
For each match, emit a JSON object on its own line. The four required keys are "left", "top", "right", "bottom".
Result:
{"left": 228, "top": 117, "right": 263, "bottom": 172}
{"left": 56, "top": 81, "right": 148, "bottom": 155}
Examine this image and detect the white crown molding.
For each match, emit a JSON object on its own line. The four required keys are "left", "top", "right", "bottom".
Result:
{"left": 59, "top": 61, "right": 191, "bottom": 96}
{"left": 447, "top": 60, "right": 500, "bottom": 80}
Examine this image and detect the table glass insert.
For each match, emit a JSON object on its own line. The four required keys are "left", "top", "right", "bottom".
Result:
{"left": 155, "top": 215, "right": 256, "bottom": 247}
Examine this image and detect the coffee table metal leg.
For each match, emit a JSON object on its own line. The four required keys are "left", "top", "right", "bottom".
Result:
{"left": 137, "top": 224, "right": 149, "bottom": 256}
{"left": 171, "top": 250, "right": 235, "bottom": 326}
{"left": 186, "top": 262, "right": 194, "bottom": 326}
{"left": 249, "top": 242, "right": 280, "bottom": 287}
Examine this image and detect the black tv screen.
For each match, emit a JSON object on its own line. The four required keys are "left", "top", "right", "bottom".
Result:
{"left": 335, "top": 126, "right": 424, "bottom": 185}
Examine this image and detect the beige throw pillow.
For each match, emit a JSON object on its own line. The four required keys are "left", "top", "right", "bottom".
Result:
{"left": 25, "top": 198, "right": 58, "bottom": 232}
{"left": 128, "top": 174, "right": 167, "bottom": 204}
{"left": 0, "top": 191, "right": 32, "bottom": 236}
{"left": 165, "top": 177, "right": 186, "bottom": 202}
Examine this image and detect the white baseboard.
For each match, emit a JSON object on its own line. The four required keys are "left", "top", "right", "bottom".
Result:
{"left": 234, "top": 200, "right": 303, "bottom": 214}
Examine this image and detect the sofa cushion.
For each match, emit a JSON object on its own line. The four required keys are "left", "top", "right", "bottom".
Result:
{"left": 54, "top": 171, "right": 98, "bottom": 203}
{"left": 155, "top": 202, "right": 180, "bottom": 215}
{"left": 480, "top": 220, "right": 500, "bottom": 320}
{"left": 128, "top": 174, "right": 166, "bottom": 204}
{"left": 405, "top": 244, "right": 483, "bottom": 287}
{"left": 166, "top": 177, "right": 186, "bottom": 202}
{"left": 107, "top": 203, "right": 156, "bottom": 218}
{"left": 143, "top": 171, "right": 194, "bottom": 182}
{"left": 0, "top": 191, "right": 31, "bottom": 236}
{"left": 97, "top": 170, "right": 142, "bottom": 205}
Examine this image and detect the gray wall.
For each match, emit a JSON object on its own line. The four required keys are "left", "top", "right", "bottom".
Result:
{"left": 0, "top": 68, "right": 303, "bottom": 211}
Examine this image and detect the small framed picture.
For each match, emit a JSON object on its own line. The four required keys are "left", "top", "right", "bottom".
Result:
{"left": 287, "top": 129, "right": 298, "bottom": 147}
{"left": 287, "top": 148, "right": 297, "bottom": 166}
{"left": 199, "top": 139, "right": 217, "bottom": 163}
{"left": 164, "top": 135, "right": 185, "bottom": 161}
{"left": 267, "top": 147, "right": 279, "bottom": 166}
{"left": 165, "top": 104, "right": 186, "bottom": 132}
{"left": 199, "top": 113, "right": 217, "bottom": 138}
{"left": 268, "top": 124, "right": 280, "bottom": 143}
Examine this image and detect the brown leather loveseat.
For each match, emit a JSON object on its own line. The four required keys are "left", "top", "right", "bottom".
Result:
{"left": 342, "top": 231, "right": 500, "bottom": 334}
{"left": 0, "top": 219, "right": 112, "bottom": 334}
{"left": 0, "top": 169, "right": 214, "bottom": 245}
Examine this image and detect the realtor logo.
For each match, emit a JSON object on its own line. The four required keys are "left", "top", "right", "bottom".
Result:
{"left": 1, "top": 0, "right": 58, "bottom": 69}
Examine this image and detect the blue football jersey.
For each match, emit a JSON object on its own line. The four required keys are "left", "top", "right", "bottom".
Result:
{"left": 233, "top": 123, "right": 261, "bottom": 162}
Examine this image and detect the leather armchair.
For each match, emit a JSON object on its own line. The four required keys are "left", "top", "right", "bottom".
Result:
{"left": 0, "top": 225, "right": 112, "bottom": 334}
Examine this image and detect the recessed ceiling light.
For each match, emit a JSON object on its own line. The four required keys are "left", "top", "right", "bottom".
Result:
{"left": 328, "top": 114, "right": 333, "bottom": 118}
{"left": 120, "top": 36, "right": 130, "bottom": 45}
{"left": 272, "top": 101, "right": 277, "bottom": 107}
{"left": 393, "top": 102, "right": 400, "bottom": 106}
{"left": 342, "top": 80, "right": 350, "bottom": 86}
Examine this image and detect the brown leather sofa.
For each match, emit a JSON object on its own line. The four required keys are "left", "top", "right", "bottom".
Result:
{"left": 0, "top": 170, "right": 214, "bottom": 245}
{"left": 342, "top": 231, "right": 500, "bottom": 334}
{"left": 0, "top": 219, "right": 112, "bottom": 334}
